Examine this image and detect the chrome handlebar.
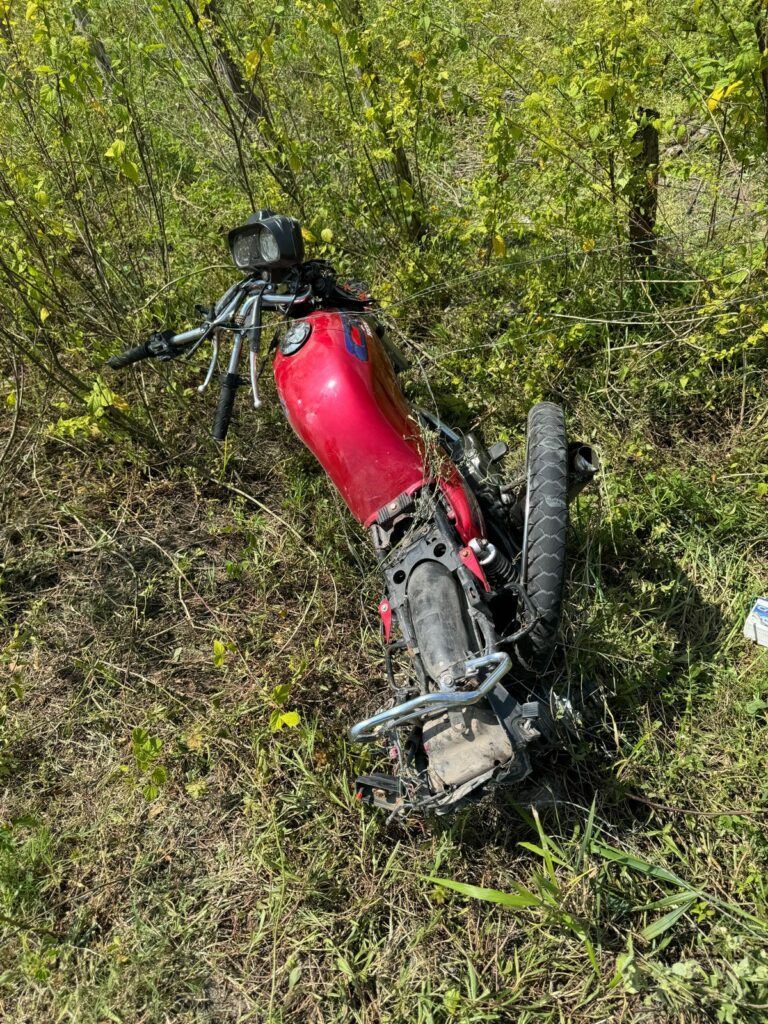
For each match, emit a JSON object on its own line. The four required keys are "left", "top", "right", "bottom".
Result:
{"left": 182, "top": 285, "right": 313, "bottom": 378}
{"left": 108, "top": 278, "right": 317, "bottom": 438}
{"left": 163, "top": 282, "right": 313, "bottom": 439}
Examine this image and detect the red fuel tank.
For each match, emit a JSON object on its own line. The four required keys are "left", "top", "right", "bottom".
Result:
{"left": 273, "top": 309, "right": 482, "bottom": 541}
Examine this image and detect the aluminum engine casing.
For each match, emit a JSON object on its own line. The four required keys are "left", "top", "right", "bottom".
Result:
{"left": 422, "top": 706, "right": 516, "bottom": 790}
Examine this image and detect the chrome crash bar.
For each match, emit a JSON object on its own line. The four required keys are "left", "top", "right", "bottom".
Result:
{"left": 349, "top": 651, "right": 511, "bottom": 742}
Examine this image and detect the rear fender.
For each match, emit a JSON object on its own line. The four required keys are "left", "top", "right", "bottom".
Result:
{"left": 407, "top": 560, "right": 474, "bottom": 689}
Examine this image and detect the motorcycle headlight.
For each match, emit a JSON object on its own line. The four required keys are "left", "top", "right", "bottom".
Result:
{"left": 230, "top": 231, "right": 262, "bottom": 270}
{"left": 257, "top": 227, "right": 281, "bottom": 263}
{"left": 228, "top": 211, "right": 304, "bottom": 271}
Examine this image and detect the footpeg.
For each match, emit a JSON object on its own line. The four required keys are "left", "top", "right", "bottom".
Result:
{"left": 355, "top": 773, "right": 405, "bottom": 811}
{"left": 487, "top": 440, "right": 509, "bottom": 463}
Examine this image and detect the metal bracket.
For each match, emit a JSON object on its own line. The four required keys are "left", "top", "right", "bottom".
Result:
{"left": 350, "top": 651, "right": 511, "bottom": 742}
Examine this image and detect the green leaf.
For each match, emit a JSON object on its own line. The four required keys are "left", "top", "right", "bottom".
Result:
{"left": 104, "top": 139, "right": 126, "bottom": 159}
{"left": 635, "top": 892, "right": 699, "bottom": 912}
{"left": 132, "top": 727, "right": 148, "bottom": 749}
{"left": 271, "top": 683, "right": 291, "bottom": 706}
{"left": 120, "top": 159, "right": 139, "bottom": 183}
{"left": 518, "top": 841, "right": 569, "bottom": 869}
{"left": 335, "top": 956, "right": 354, "bottom": 978}
{"left": 270, "top": 709, "right": 300, "bottom": 732}
{"left": 583, "top": 935, "right": 599, "bottom": 975}
{"left": 579, "top": 798, "right": 597, "bottom": 866}
{"left": 287, "top": 965, "right": 302, "bottom": 990}
{"left": 589, "top": 76, "right": 617, "bottom": 101}
{"left": 669, "top": 959, "right": 700, "bottom": 980}
{"left": 443, "top": 988, "right": 461, "bottom": 1013}
{"left": 613, "top": 951, "right": 644, "bottom": 994}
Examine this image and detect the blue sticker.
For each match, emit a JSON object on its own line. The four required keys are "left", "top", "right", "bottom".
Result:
{"left": 343, "top": 315, "right": 368, "bottom": 361}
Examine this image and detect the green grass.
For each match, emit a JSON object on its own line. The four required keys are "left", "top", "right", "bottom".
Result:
{"left": 2, "top": 357, "right": 767, "bottom": 1023}
{"left": 2, "top": 0, "right": 768, "bottom": 1016}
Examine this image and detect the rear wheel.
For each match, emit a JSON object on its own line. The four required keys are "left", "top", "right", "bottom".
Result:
{"left": 515, "top": 402, "right": 568, "bottom": 674}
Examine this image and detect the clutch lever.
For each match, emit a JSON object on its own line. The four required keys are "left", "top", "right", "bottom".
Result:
{"left": 248, "top": 348, "right": 262, "bottom": 409}
{"left": 195, "top": 285, "right": 250, "bottom": 393}
{"left": 197, "top": 330, "right": 220, "bottom": 393}
{"left": 245, "top": 288, "right": 265, "bottom": 409}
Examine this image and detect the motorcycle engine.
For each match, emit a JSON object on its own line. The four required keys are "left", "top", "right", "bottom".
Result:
{"left": 423, "top": 706, "right": 516, "bottom": 791}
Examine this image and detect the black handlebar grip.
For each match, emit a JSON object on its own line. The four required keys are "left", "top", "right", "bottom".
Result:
{"left": 212, "top": 372, "right": 241, "bottom": 442}
{"left": 105, "top": 340, "right": 152, "bottom": 370}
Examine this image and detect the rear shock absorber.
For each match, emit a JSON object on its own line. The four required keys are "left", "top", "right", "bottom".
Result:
{"left": 468, "top": 538, "right": 517, "bottom": 589}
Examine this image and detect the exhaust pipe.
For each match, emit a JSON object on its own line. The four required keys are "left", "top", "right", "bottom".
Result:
{"left": 567, "top": 442, "right": 599, "bottom": 502}
{"left": 509, "top": 440, "right": 599, "bottom": 526}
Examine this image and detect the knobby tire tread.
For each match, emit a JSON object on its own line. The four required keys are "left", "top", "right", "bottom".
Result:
{"left": 515, "top": 402, "right": 568, "bottom": 674}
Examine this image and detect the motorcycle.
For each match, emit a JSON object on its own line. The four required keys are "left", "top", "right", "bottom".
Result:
{"left": 108, "top": 209, "right": 598, "bottom": 816}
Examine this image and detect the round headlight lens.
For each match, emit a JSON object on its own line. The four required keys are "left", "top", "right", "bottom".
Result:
{"left": 258, "top": 228, "right": 281, "bottom": 263}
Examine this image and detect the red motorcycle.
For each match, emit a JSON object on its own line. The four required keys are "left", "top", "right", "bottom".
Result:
{"left": 108, "top": 210, "right": 597, "bottom": 815}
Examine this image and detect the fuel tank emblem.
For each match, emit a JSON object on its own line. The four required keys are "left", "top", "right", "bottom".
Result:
{"left": 280, "top": 320, "right": 312, "bottom": 356}
{"left": 343, "top": 315, "right": 368, "bottom": 361}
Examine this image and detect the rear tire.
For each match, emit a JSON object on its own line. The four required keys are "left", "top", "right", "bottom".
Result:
{"left": 515, "top": 402, "right": 568, "bottom": 674}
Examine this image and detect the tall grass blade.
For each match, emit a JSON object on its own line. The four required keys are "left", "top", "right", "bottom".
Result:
{"left": 640, "top": 897, "right": 696, "bottom": 940}
{"left": 426, "top": 877, "right": 541, "bottom": 908}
